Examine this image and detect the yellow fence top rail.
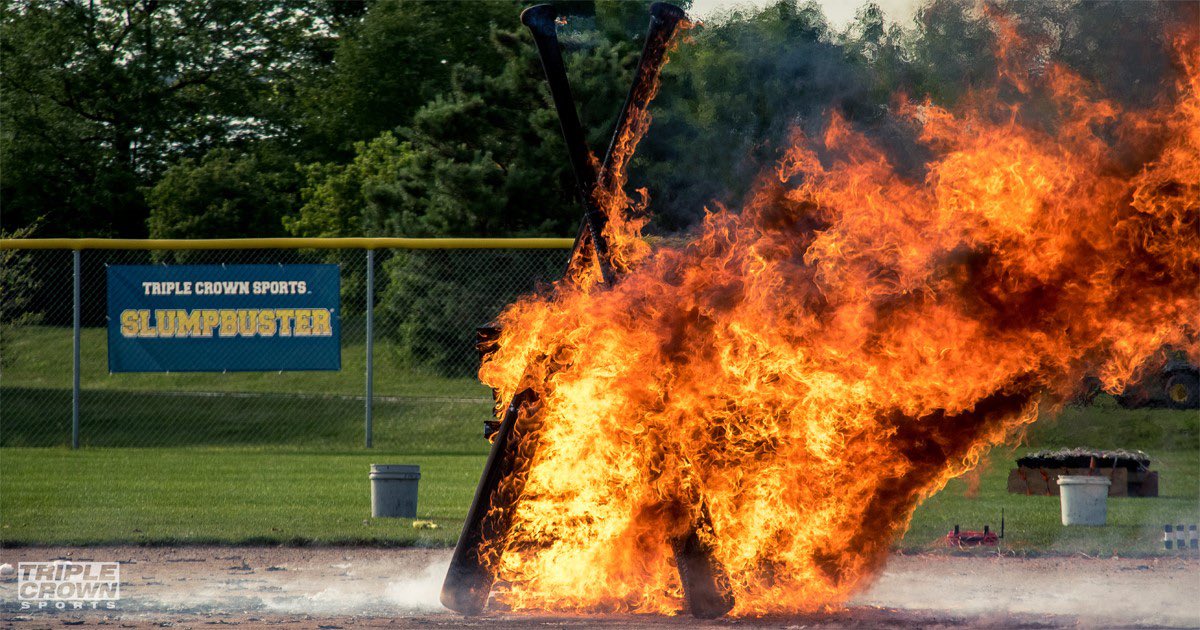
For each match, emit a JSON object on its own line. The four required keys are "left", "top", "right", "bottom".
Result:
{"left": 0, "top": 237, "right": 575, "bottom": 250}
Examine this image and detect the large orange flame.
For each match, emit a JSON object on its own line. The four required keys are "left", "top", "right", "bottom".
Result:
{"left": 479, "top": 21, "right": 1198, "bottom": 615}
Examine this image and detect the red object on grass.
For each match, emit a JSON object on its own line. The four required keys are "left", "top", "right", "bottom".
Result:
{"left": 943, "top": 510, "right": 1004, "bottom": 547}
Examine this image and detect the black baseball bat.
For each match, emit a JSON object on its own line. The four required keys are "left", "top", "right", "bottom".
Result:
{"left": 440, "top": 3, "right": 704, "bottom": 617}
{"left": 521, "top": 3, "right": 616, "bottom": 284}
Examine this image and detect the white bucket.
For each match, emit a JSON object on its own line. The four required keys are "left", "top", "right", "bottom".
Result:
{"left": 1057, "top": 475, "right": 1111, "bottom": 526}
{"left": 370, "top": 464, "right": 420, "bottom": 518}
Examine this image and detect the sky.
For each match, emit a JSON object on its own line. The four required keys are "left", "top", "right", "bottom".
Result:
{"left": 688, "top": 0, "right": 921, "bottom": 29}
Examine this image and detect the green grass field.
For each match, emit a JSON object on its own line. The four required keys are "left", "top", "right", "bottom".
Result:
{"left": 0, "top": 387, "right": 492, "bottom": 448}
{"left": 2, "top": 398, "right": 1196, "bottom": 553}
{"left": 1, "top": 323, "right": 1197, "bottom": 553}
{"left": 3, "top": 445, "right": 1195, "bottom": 553}
{"left": 1, "top": 325, "right": 491, "bottom": 448}
{"left": 3, "top": 325, "right": 488, "bottom": 398}
{"left": 0, "top": 448, "right": 479, "bottom": 546}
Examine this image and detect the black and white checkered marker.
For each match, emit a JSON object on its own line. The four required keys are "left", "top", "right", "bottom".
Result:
{"left": 1162, "top": 524, "right": 1198, "bottom": 550}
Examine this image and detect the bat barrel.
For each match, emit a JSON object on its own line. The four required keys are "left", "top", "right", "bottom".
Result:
{"left": 440, "top": 389, "right": 537, "bottom": 615}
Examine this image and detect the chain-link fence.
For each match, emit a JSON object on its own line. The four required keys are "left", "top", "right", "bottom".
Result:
{"left": 0, "top": 240, "right": 570, "bottom": 449}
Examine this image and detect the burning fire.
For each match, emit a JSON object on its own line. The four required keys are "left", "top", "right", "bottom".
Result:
{"left": 478, "top": 18, "right": 1198, "bottom": 615}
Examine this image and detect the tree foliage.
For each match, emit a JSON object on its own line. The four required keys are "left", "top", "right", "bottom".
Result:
{"left": 4, "top": 0, "right": 1194, "bottom": 374}
{"left": 0, "top": 0, "right": 335, "bottom": 236}
{"left": 287, "top": 13, "right": 640, "bottom": 374}
{"left": 299, "top": 0, "right": 522, "bottom": 153}
{"left": 146, "top": 148, "right": 298, "bottom": 239}
{"left": 289, "top": 13, "right": 641, "bottom": 242}
{"left": 638, "top": 0, "right": 856, "bottom": 230}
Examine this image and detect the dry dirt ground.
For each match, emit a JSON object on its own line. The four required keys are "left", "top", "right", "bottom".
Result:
{"left": 0, "top": 547, "right": 1197, "bottom": 629}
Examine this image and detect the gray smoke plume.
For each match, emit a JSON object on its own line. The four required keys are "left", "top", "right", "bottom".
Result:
{"left": 633, "top": 0, "right": 1198, "bottom": 232}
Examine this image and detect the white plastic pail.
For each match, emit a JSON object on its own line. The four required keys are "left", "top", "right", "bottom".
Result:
{"left": 370, "top": 464, "right": 420, "bottom": 518}
{"left": 1057, "top": 475, "right": 1111, "bottom": 526}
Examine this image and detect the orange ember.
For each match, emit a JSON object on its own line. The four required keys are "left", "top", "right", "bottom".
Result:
{"left": 478, "top": 23, "right": 1199, "bottom": 615}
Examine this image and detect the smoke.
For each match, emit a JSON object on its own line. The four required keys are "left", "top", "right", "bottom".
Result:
{"left": 691, "top": 0, "right": 922, "bottom": 29}
{"left": 855, "top": 556, "right": 1200, "bottom": 627}
{"left": 252, "top": 557, "right": 450, "bottom": 615}
{"left": 312, "top": 559, "right": 451, "bottom": 613}
{"left": 638, "top": 0, "right": 872, "bottom": 231}
{"left": 634, "top": 0, "right": 1198, "bottom": 233}
{"left": 383, "top": 558, "right": 450, "bottom": 612}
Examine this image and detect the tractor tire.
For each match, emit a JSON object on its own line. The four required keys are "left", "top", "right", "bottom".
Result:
{"left": 1164, "top": 371, "right": 1200, "bottom": 410}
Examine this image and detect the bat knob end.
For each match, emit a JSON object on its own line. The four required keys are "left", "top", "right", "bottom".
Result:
{"left": 650, "top": 2, "right": 687, "bottom": 25}
{"left": 520, "top": 4, "right": 557, "bottom": 30}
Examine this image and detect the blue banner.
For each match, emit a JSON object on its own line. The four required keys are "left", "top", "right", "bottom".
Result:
{"left": 107, "top": 264, "right": 341, "bottom": 372}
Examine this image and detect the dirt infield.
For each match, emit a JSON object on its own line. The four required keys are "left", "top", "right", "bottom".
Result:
{"left": 1, "top": 547, "right": 1198, "bottom": 629}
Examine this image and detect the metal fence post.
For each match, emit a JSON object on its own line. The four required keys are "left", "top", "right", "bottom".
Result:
{"left": 365, "top": 248, "right": 374, "bottom": 449}
{"left": 72, "top": 249, "right": 81, "bottom": 449}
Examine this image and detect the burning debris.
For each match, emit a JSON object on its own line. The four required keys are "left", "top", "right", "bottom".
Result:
{"left": 446, "top": 1, "right": 1198, "bottom": 619}
{"left": 1009, "top": 448, "right": 1160, "bottom": 497}
{"left": 1016, "top": 448, "right": 1151, "bottom": 471}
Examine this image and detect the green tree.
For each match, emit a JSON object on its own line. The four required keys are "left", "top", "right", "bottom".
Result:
{"left": 285, "top": 132, "right": 419, "bottom": 317}
{"left": 905, "top": 0, "right": 996, "bottom": 104}
{"left": 300, "top": 0, "right": 522, "bottom": 154}
{"left": 289, "top": 9, "right": 643, "bottom": 374}
{"left": 0, "top": 0, "right": 334, "bottom": 236}
{"left": 146, "top": 148, "right": 298, "bottom": 240}
{"left": 0, "top": 222, "right": 41, "bottom": 326}
{"left": 842, "top": 2, "right": 916, "bottom": 109}
{"left": 0, "top": 223, "right": 42, "bottom": 371}
{"left": 291, "top": 15, "right": 641, "bottom": 241}
{"left": 638, "top": 0, "right": 862, "bottom": 230}
{"left": 287, "top": 132, "right": 417, "bottom": 239}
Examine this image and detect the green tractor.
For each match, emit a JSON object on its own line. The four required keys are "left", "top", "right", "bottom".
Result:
{"left": 1074, "top": 350, "right": 1199, "bottom": 410}
{"left": 1123, "top": 355, "right": 1200, "bottom": 409}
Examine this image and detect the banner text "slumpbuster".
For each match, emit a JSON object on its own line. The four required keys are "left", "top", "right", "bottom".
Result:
{"left": 119, "top": 308, "right": 333, "bottom": 338}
